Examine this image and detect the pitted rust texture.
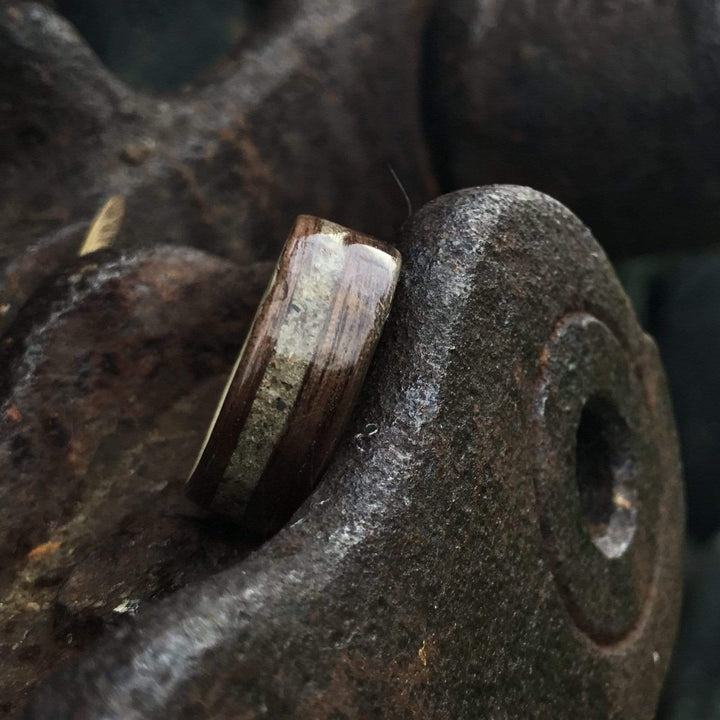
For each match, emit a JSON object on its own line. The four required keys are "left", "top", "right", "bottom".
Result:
{"left": 0, "top": 0, "right": 436, "bottom": 266}
{"left": 0, "top": 223, "right": 88, "bottom": 337}
{"left": 424, "top": 0, "right": 720, "bottom": 257}
{"left": 0, "top": 247, "right": 269, "bottom": 715}
{"left": 3, "top": 0, "right": 720, "bottom": 273}
{"left": 21, "top": 187, "right": 684, "bottom": 719}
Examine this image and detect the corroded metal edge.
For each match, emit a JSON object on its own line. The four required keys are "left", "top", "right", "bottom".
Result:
{"left": 23, "top": 186, "right": 684, "bottom": 719}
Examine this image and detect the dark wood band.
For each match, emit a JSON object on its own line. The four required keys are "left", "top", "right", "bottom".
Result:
{"left": 185, "top": 215, "right": 401, "bottom": 535}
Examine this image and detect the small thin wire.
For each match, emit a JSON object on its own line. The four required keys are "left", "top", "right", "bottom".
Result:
{"left": 387, "top": 163, "right": 413, "bottom": 221}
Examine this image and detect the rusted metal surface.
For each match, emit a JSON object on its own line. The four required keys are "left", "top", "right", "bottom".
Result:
{"left": 18, "top": 187, "right": 684, "bottom": 719}
{"left": 423, "top": 0, "right": 720, "bottom": 257}
{"left": 0, "top": 0, "right": 697, "bottom": 713}
{"left": 4, "top": 0, "right": 720, "bottom": 270}
{"left": 0, "top": 0, "right": 437, "bottom": 266}
{"left": 0, "top": 246, "right": 269, "bottom": 715}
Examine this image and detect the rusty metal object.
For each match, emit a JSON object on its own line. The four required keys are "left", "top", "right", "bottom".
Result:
{"left": 0, "top": 223, "right": 88, "bottom": 337}
{"left": 5, "top": 0, "right": 720, "bottom": 273}
{"left": 424, "top": 0, "right": 720, "bottom": 257}
{"left": 20, "top": 187, "right": 684, "bottom": 719}
{"left": 0, "top": 246, "right": 270, "bottom": 715}
{"left": 0, "top": 0, "right": 436, "bottom": 267}
{"left": 0, "top": 0, "right": 694, "bottom": 712}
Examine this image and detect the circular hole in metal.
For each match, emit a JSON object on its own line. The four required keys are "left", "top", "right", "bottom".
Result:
{"left": 575, "top": 396, "right": 638, "bottom": 559}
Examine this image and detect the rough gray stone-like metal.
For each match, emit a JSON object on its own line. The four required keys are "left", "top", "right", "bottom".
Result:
{"left": 22, "top": 187, "right": 684, "bottom": 719}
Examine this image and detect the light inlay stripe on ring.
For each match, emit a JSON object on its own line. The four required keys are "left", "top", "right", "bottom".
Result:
{"left": 214, "top": 231, "right": 346, "bottom": 514}
{"left": 186, "top": 215, "right": 401, "bottom": 536}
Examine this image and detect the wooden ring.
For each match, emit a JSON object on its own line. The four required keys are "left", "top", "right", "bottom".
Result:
{"left": 186, "top": 215, "right": 401, "bottom": 536}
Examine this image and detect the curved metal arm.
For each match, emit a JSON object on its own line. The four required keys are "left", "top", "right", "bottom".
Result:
{"left": 23, "top": 187, "right": 684, "bottom": 719}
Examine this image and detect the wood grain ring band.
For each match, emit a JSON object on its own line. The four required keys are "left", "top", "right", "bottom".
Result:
{"left": 186, "top": 215, "right": 401, "bottom": 536}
